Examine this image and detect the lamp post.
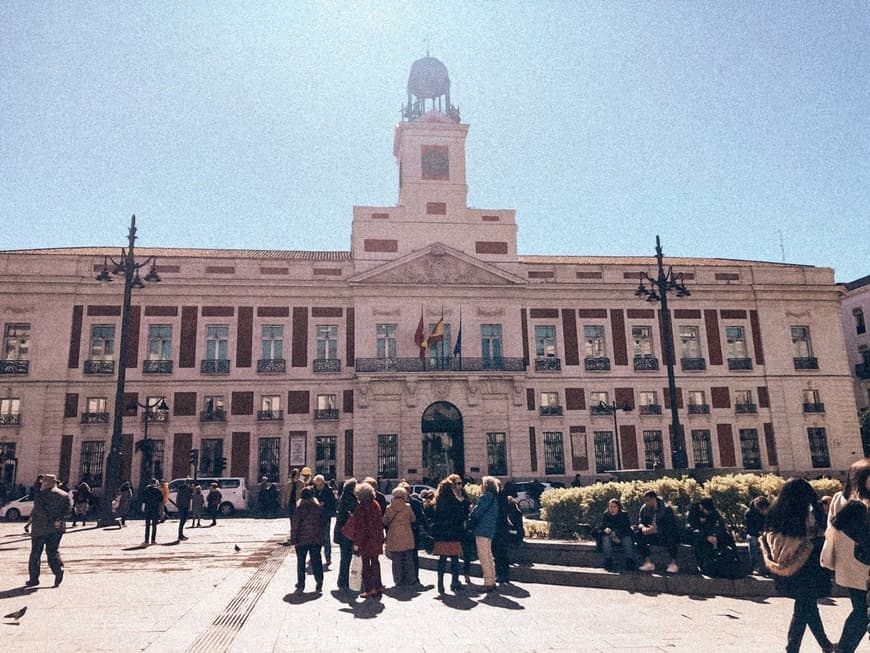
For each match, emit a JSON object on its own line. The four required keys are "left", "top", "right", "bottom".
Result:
{"left": 634, "top": 235, "right": 691, "bottom": 470}
{"left": 599, "top": 401, "right": 632, "bottom": 471}
{"left": 95, "top": 215, "right": 160, "bottom": 524}
{"left": 131, "top": 396, "right": 168, "bottom": 504}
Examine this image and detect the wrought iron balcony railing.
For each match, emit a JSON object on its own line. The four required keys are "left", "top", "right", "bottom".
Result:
{"left": 0, "top": 360, "right": 29, "bottom": 375}
{"left": 590, "top": 404, "right": 612, "bottom": 416}
{"left": 735, "top": 403, "right": 757, "bottom": 414}
{"left": 143, "top": 359, "right": 173, "bottom": 374}
{"left": 313, "top": 359, "right": 341, "bottom": 373}
{"left": 257, "top": 358, "right": 286, "bottom": 374}
{"left": 793, "top": 357, "right": 819, "bottom": 370}
{"left": 314, "top": 408, "right": 340, "bottom": 420}
{"left": 728, "top": 357, "right": 753, "bottom": 371}
{"left": 200, "top": 409, "right": 226, "bottom": 422}
{"left": 257, "top": 409, "right": 284, "bottom": 421}
{"left": 81, "top": 412, "right": 110, "bottom": 424}
{"left": 354, "top": 357, "right": 526, "bottom": 373}
{"left": 633, "top": 356, "right": 659, "bottom": 371}
{"left": 687, "top": 404, "right": 711, "bottom": 414}
{"left": 584, "top": 357, "right": 611, "bottom": 371}
{"left": 0, "top": 413, "right": 21, "bottom": 426}
{"left": 201, "top": 359, "right": 230, "bottom": 374}
{"left": 803, "top": 402, "right": 825, "bottom": 413}
{"left": 639, "top": 404, "right": 662, "bottom": 415}
{"left": 144, "top": 410, "right": 170, "bottom": 423}
{"left": 540, "top": 405, "right": 563, "bottom": 416}
{"left": 535, "top": 357, "right": 562, "bottom": 372}
{"left": 681, "top": 357, "right": 706, "bottom": 371}
{"left": 84, "top": 359, "right": 115, "bottom": 375}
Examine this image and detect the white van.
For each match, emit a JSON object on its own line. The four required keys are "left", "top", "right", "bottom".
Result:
{"left": 165, "top": 477, "right": 248, "bottom": 516}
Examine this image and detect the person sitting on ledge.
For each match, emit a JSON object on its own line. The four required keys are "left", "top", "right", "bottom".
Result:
{"left": 600, "top": 498, "right": 636, "bottom": 571}
{"left": 636, "top": 490, "right": 680, "bottom": 574}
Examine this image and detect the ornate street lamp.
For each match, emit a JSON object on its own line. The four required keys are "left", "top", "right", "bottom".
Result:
{"left": 130, "top": 396, "right": 168, "bottom": 506}
{"left": 95, "top": 215, "right": 160, "bottom": 524}
{"left": 635, "top": 235, "right": 691, "bottom": 470}
{"left": 598, "top": 401, "right": 632, "bottom": 471}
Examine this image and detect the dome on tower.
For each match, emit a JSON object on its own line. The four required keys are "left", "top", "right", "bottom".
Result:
{"left": 407, "top": 56, "right": 450, "bottom": 99}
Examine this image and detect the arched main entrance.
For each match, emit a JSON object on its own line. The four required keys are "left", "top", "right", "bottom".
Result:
{"left": 421, "top": 401, "right": 464, "bottom": 484}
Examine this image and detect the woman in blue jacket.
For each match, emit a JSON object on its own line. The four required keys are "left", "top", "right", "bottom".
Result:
{"left": 469, "top": 475, "right": 501, "bottom": 591}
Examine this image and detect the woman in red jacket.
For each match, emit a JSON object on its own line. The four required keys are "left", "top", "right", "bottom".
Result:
{"left": 344, "top": 482, "right": 385, "bottom": 598}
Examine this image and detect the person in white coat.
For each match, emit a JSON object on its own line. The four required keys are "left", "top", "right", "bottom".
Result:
{"left": 821, "top": 457, "right": 870, "bottom": 653}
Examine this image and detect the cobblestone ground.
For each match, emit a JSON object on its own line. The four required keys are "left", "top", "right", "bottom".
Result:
{"left": 0, "top": 518, "right": 857, "bottom": 652}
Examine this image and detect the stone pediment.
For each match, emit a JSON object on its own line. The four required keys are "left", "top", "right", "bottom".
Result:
{"left": 351, "top": 243, "right": 525, "bottom": 286}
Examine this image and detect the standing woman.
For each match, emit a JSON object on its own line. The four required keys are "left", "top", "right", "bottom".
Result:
{"left": 821, "top": 458, "right": 870, "bottom": 653}
{"left": 344, "top": 482, "right": 385, "bottom": 599}
{"left": 432, "top": 477, "right": 466, "bottom": 594}
{"left": 191, "top": 485, "right": 204, "bottom": 528}
{"left": 291, "top": 487, "right": 324, "bottom": 593}
{"left": 206, "top": 482, "right": 222, "bottom": 526}
{"left": 334, "top": 478, "right": 358, "bottom": 591}
{"left": 383, "top": 486, "right": 416, "bottom": 587}
{"left": 761, "top": 477, "right": 835, "bottom": 653}
{"left": 469, "top": 476, "right": 500, "bottom": 592}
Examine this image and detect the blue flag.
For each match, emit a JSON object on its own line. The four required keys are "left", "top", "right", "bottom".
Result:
{"left": 453, "top": 319, "right": 462, "bottom": 356}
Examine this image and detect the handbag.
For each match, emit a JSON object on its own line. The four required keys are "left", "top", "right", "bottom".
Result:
{"left": 349, "top": 554, "right": 363, "bottom": 592}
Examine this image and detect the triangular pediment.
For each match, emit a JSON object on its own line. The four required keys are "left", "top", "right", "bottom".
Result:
{"left": 350, "top": 243, "right": 526, "bottom": 286}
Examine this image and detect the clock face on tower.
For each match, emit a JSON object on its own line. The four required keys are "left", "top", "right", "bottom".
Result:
{"left": 421, "top": 146, "right": 449, "bottom": 180}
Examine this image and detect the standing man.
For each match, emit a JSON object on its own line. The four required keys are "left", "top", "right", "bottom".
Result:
{"left": 173, "top": 478, "right": 194, "bottom": 541}
{"left": 312, "top": 474, "right": 337, "bottom": 570}
{"left": 26, "top": 473, "right": 69, "bottom": 587}
{"left": 142, "top": 478, "right": 163, "bottom": 545}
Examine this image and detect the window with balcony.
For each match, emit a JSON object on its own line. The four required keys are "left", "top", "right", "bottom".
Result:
{"left": 803, "top": 389, "right": 825, "bottom": 413}
{"left": 203, "top": 325, "right": 230, "bottom": 373}
{"left": 377, "top": 434, "right": 398, "bottom": 478}
{"left": 593, "top": 430, "right": 615, "bottom": 472}
{"left": 258, "top": 325, "right": 285, "bottom": 373}
{"left": 739, "top": 428, "right": 762, "bottom": 470}
{"left": 201, "top": 396, "right": 226, "bottom": 421}
{"left": 314, "top": 325, "right": 340, "bottom": 372}
{"left": 687, "top": 390, "right": 709, "bottom": 414}
{"left": 726, "top": 326, "right": 752, "bottom": 370}
{"left": 315, "top": 394, "right": 339, "bottom": 420}
{"left": 376, "top": 324, "right": 397, "bottom": 359}
{"left": 638, "top": 391, "right": 661, "bottom": 415}
{"left": 315, "top": 436, "right": 337, "bottom": 479}
{"left": 82, "top": 397, "right": 109, "bottom": 423}
{"left": 807, "top": 427, "right": 830, "bottom": 467}
{"left": 199, "top": 438, "right": 224, "bottom": 477}
{"left": 632, "top": 326, "right": 658, "bottom": 370}
{"left": 487, "top": 432, "right": 507, "bottom": 476}
{"left": 590, "top": 391, "right": 610, "bottom": 415}
{"left": 791, "top": 326, "right": 818, "bottom": 369}
{"left": 540, "top": 391, "right": 562, "bottom": 416}
{"left": 535, "top": 325, "right": 557, "bottom": 358}
{"left": 584, "top": 325, "right": 609, "bottom": 370}
{"left": 855, "top": 308, "right": 866, "bottom": 335}
{"left": 0, "top": 398, "right": 20, "bottom": 426}
{"left": 144, "top": 325, "right": 173, "bottom": 373}
{"left": 85, "top": 324, "right": 116, "bottom": 375}
{"left": 734, "top": 389, "right": 756, "bottom": 414}
{"left": 481, "top": 324, "right": 503, "bottom": 368}
{"left": 258, "top": 437, "right": 280, "bottom": 481}
{"left": 643, "top": 430, "right": 665, "bottom": 470}
{"left": 1, "top": 324, "right": 30, "bottom": 373}
{"left": 258, "top": 395, "right": 282, "bottom": 421}
{"left": 543, "top": 431, "right": 565, "bottom": 474}
{"left": 79, "top": 440, "right": 106, "bottom": 486}
{"left": 679, "top": 325, "right": 705, "bottom": 370}
{"left": 691, "top": 429, "right": 713, "bottom": 468}
{"left": 145, "top": 396, "right": 169, "bottom": 423}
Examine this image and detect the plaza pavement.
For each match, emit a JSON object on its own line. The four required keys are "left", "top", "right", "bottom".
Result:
{"left": 0, "top": 517, "right": 857, "bottom": 653}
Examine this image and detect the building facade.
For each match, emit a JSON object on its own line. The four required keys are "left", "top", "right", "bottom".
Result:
{"left": 841, "top": 275, "right": 870, "bottom": 452}
{"left": 0, "top": 57, "right": 862, "bottom": 495}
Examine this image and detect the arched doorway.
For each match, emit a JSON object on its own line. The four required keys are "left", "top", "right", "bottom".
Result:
{"left": 421, "top": 402, "right": 464, "bottom": 484}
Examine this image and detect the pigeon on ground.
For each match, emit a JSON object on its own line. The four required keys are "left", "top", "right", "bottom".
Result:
{"left": 234, "top": 544, "right": 241, "bottom": 552}
{"left": 4, "top": 607, "right": 26, "bottom": 621}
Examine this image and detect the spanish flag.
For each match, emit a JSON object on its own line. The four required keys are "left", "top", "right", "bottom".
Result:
{"left": 427, "top": 317, "right": 445, "bottom": 347}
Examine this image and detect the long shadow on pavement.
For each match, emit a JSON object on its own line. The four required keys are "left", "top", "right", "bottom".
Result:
{"left": 338, "top": 597, "right": 386, "bottom": 619}
{"left": 435, "top": 592, "right": 478, "bottom": 611}
{"left": 0, "top": 586, "right": 38, "bottom": 600}
{"left": 283, "top": 591, "right": 323, "bottom": 605}
{"left": 478, "top": 592, "right": 524, "bottom": 610}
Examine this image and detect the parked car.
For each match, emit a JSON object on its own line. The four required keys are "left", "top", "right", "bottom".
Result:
{"left": 1, "top": 494, "right": 33, "bottom": 521}
{"left": 386, "top": 484, "right": 433, "bottom": 503}
{"left": 164, "top": 477, "right": 248, "bottom": 516}
{"left": 512, "top": 481, "right": 558, "bottom": 511}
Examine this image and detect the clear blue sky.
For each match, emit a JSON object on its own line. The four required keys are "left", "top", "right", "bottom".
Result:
{"left": 1, "top": 3, "right": 868, "bottom": 282}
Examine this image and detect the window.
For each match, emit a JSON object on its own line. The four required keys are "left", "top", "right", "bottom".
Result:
{"left": 590, "top": 391, "right": 609, "bottom": 406}
{"left": 199, "top": 438, "right": 223, "bottom": 477}
{"left": 486, "top": 432, "right": 507, "bottom": 476}
{"left": 316, "top": 325, "right": 338, "bottom": 360}
{"left": 691, "top": 430, "right": 713, "bottom": 468}
{"left": 89, "top": 325, "right": 115, "bottom": 360}
{"left": 317, "top": 394, "right": 336, "bottom": 409}
{"left": 639, "top": 391, "right": 657, "bottom": 406}
{"left": 147, "top": 325, "right": 172, "bottom": 360}
{"left": 258, "top": 437, "right": 280, "bottom": 481}
{"left": 203, "top": 396, "right": 225, "bottom": 420}
{"left": 259, "top": 395, "right": 281, "bottom": 420}
{"left": 632, "top": 326, "right": 653, "bottom": 358}
{"left": 3, "top": 323, "right": 30, "bottom": 360}
{"left": 803, "top": 389, "right": 824, "bottom": 412}
{"left": 735, "top": 389, "right": 756, "bottom": 413}
{"left": 725, "top": 326, "right": 747, "bottom": 358}
{"left": 206, "top": 326, "right": 229, "bottom": 360}
{"left": 149, "top": 439, "right": 166, "bottom": 481}
{"left": 543, "top": 431, "right": 565, "bottom": 474}
{"left": 87, "top": 397, "right": 107, "bottom": 413}
{"left": 688, "top": 390, "right": 707, "bottom": 413}
{"left": 807, "top": 427, "right": 830, "bottom": 468}
{"left": 739, "top": 428, "right": 761, "bottom": 470}
{"left": 376, "top": 324, "right": 397, "bottom": 359}
{"left": 0, "top": 442, "right": 17, "bottom": 486}
{"left": 855, "top": 308, "right": 866, "bottom": 335}
{"left": 0, "top": 398, "right": 20, "bottom": 425}
{"left": 643, "top": 430, "right": 664, "bottom": 470}
{"left": 79, "top": 440, "right": 106, "bottom": 487}
{"left": 261, "top": 325, "right": 283, "bottom": 360}
{"left": 791, "top": 326, "right": 812, "bottom": 358}
{"left": 377, "top": 434, "right": 398, "bottom": 478}
{"left": 584, "top": 326, "right": 606, "bottom": 358}
{"left": 315, "top": 436, "right": 337, "bottom": 478}
{"left": 535, "top": 326, "right": 557, "bottom": 358}
{"left": 481, "top": 324, "right": 503, "bottom": 363}
{"left": 679, "top": 325, "right": 701, "bottom": 358}
{"left": 540, "top": 391, "right": 562, "bottom": 416}
{"left": 593, "top": 431, "right": 615, "bottom": 473}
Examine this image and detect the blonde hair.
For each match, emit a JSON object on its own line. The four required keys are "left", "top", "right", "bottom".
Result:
{"left": 391, "top": 487, "right": 408, "bottom": 500}
{"left": 481, "top": 476, "right": 500, "bottom": 494}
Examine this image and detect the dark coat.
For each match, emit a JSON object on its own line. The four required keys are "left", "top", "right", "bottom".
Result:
{"left": 345, "top": 498, "right": 384, "bottom": 557}
{"left": 601, "top": 509, "right": 633, "bottom": 540}
{"left": 142, "top": 484, "right": 164, "bottom": 517}
{"left": 494, "top": 494, "right": 524, "bottom": 545}
{"left": 433, "top": 490, "right": 467, "bottom": 542}
{"left": 175, "top": 484, "right": 193, "bottom": 512}
{"left": 334, "top": 492, "right": 357, "bottom": 545}
{"left": 312, "top": 484, "right": 337, "bottom": 525}
{"left": 744, "top": 506, "right": 767, "bottom": 537}
{"left": 638, "top": 498, "right": 680, "bottom": 545}
{"left": 31, "top": 486, "right": 69, "bottom": 537}
{"left": 291, "top": 499, "right": 324, "bottom": 547}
